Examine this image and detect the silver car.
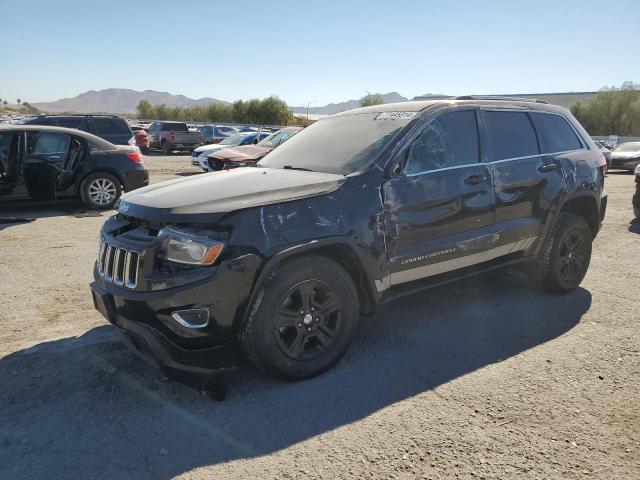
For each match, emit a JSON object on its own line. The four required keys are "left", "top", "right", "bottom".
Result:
{"left": 610, "top": 142, "right": 640, "bottom": 171}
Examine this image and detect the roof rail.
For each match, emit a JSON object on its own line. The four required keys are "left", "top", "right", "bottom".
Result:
{"left": 37, "top": 114, "right": 123, "bottom": 118}
{"left": 454, "top": 95, "right": 549, "bottom": 104}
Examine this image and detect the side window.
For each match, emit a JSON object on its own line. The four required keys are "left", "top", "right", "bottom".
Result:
{"left": 57, "top": 118, "right": 84, "bottom": 130}
{"left": 404, "top": 110, "right": 479, "bottom": 175}
{"left": 529, "top": 112, "right": 582, "bottom": 153}
{"left": 26, "top": 132, "right": 70, "bottom": 156}
{"left": 485, "top": 111, "right": 539, "bottom": 160}
{"left": 93, "top": 118, "right": 130, "bottom": 135}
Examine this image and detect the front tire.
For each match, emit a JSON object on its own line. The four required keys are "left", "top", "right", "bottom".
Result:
{"left": 535, "top": 213, "right": 592, "bottom": 294}
{"left": 239, "top": 255, "right": 360, "bottom": 378}
{"left": 80, "top": 172, "right": 121, "bottom": 210}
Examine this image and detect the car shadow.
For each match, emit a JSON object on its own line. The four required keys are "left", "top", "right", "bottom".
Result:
{"left": 0, "top": 201, "right": 107, "bottom": 231}
{"left": 0, "top": 270, "right": 591, "bottom": 479}
{"left": 629, "top": 218, "right": 640, "bottom": 234}
{"left": 144, "top": 151, "right": 193, "bottom": 157}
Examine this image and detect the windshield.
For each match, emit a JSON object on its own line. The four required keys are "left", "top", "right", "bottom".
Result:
{"left": 258, "top": 112, "right": 415, "bottom": 174}
{"left": 220, "top": 133, "right": 249, "bottom": 145}
{"left": 614, "top": 143, "right": 640, "bottom": 153}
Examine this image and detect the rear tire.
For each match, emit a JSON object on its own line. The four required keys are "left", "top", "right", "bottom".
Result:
{"left": 239, "top": 255, "right": 360, "bottom": 379}
{"left": 80, "top": 172, "right": 121, "bottom": 210}
{"left": 535, "top": 213, "right": 592, "bottom": 294}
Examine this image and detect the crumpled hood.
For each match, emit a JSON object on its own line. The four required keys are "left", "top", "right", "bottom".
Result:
{"left": 208, "top": 145, "right": 273, "bottom": 162}
{"left": 119, "top": 167, "right": 345, "bottom": 223}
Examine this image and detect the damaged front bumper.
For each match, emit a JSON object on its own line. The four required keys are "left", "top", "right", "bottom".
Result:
{"left": 90, "top": 280, "right": 238, "bottom": 399}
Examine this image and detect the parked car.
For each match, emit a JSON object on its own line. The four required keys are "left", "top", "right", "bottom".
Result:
{"left": 131, "top": 126, "right": 149, "bottom": 152}
{"left": 90, "top": 99, "right": 606, "bottom": 398}
{"left": 634, "top": 164, "right": 640, "bottom": 218}
{"left": 610, "top": 142, "right": 640, "bottom": 171}
{"left": 147, "top": 121, "right": 203, "bottom": 154}
{"left": 0, "top": 125, "right": 148, "bottom": 209}
{"left": 195, "top": 124, "right": 239, "bottom": 144}
{"left": 205, "top": 127, "right": 302, "bottom": 171}
{"left": 191, "top": 131, "right": 271, "bottom": 169}
{"left": 21, "top": 115, "right": 135, "bottom": 146}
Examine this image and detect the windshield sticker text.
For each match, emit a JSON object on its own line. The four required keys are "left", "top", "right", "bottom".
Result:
{"left": 375, "top": 112, "right": 418, "bottom": 120}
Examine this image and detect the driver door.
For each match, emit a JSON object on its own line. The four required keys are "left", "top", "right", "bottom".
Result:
{"left": 382, "top": 108, "right": 496, "bottom": 286}
{"left": 23, "top": 131, "right": 71, "bottom": 200}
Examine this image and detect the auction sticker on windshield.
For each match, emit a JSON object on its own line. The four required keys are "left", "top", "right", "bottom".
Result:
{"left": 375, "top": 112, "right": 418, "bottom": 120}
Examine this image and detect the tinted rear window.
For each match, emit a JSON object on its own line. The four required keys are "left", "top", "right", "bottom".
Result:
{"left": 161, "top": 123, "right": 188, "bottom": 132}
{"left": 56, "top": 118, "right": 85, "bottom": 130}
{"left": 92, "top": 118, "right": 131, "bottom": 135}
{"left": 529, "top": 112, "right": 582, "bottom": 153}
{"left": 485, "top": 111, "right": 539, "bottom": 160}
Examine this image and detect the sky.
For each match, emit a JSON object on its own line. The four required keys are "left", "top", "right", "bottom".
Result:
{"left": 1, "top": 0, "right": 639, "bottom": 106}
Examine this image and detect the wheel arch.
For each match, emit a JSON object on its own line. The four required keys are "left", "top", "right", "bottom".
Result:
{"left": 237, "top": 238, "right": 379, "bottom": 331}
{"left": 558, "top": 194, "right": 600, "bottom": 239}
{"left": 77, "top": 168, "right": 125, "bottom": 194}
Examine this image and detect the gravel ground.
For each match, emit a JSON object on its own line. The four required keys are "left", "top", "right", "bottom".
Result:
{"left": 0, "top": 156, "right": 638, "bottom": 480}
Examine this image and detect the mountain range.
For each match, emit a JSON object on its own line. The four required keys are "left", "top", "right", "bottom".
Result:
{"left": 31, "top": 89, "right": 414, "bottom": 115}
{"left": 29, "top": 88, "right": 595, "bottom": 116}
{"left": 33, "top": 89, "right": 229, "bottom": 114}
{"left": 290, "top": 92, "right": 409, "bottom": 115}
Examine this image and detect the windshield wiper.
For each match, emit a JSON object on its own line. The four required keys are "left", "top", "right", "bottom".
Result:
{"left": 283, "top": 165, "right": 314, "bottom": 172}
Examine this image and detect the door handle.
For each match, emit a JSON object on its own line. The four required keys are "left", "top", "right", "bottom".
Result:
{"left": 538, "top": 163, "right": 558, "bottom": 172}
{"left": 464, "top": 174, "right": 486, "bottom": 185}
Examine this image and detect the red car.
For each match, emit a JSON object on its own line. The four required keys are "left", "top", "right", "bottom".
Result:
{"left": 205, "top": 127, "right": 302, "bottom": 171}
{"left": 131, "top": 126, "right": 149, "bottom": 152}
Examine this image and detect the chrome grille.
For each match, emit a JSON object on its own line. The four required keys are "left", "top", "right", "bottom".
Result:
{"left": 97, "top": 238, "right": 140, "bottom": 289}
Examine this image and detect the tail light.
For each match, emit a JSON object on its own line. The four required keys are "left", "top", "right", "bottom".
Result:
{"left": 126, "top": 151, "right": 143, "bottom": 163}
{"left": 598, "top": 153, "right": 608, "bottom": 174}
{"left": 170, "top": 131, "right": 175, "bottom": 142}
{"left": 199, "top": 132, "right": 204, "bottom": 143}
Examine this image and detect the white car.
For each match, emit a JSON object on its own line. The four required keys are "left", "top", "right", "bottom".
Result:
{"left": 190, "top": 131, "right": 271, "bottom": 170}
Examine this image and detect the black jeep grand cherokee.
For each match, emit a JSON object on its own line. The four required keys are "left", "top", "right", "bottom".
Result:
{"left": 91, "top": 99, "right": 607, "bottom": 397}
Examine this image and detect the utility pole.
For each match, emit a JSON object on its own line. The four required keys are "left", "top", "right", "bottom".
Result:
{"left": 306, "top": 101, "right": 315, "bottom": 125}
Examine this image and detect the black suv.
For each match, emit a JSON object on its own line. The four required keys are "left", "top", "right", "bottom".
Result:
{"left": 90, "top": 99, "right": 607, "bottom": 397}
{"left": 0, "top": 125, "right": 148, "bottom": 209}
{"left": 21, "top": 115, "right": 135, "bottom": 146}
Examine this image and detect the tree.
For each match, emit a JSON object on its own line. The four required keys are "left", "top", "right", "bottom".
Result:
{"left": 360, "top": 93, "right": 384, "bottom": 107}
{"left": 571, "top": 82, "right": 640, "bottom": 136}
{"left": 16, "top": 98, "right": 21, "bottom": 105}
{"left": 2, "top": 100, "right": 7, "bottom": 108}
{"left": 136, "top": 100, "right": 157, "bottom": 119}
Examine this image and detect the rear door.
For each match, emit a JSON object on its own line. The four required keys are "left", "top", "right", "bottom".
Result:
{"left": 484, "top": 109, "right": 569, "bottom": 249}
{"left": 0, "top": 131, "right": 24, "bottom": 198}
{"left": 383, "top": 108, "right": 495, "bottom": 286}
{"left": 23, "top": 131, "right": 70, "bottom": 199}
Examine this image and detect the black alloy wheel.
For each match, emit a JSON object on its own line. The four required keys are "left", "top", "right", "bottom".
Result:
{"left": 557, "top": 230, "right": 588, "bottom": 284}
{"left": 273, "top": 280, "right": 342, "bottom": 360}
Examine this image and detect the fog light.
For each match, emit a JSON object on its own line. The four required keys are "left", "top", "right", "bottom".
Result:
{"left": 171, "top": 309, "right": 210, "bottom": 329}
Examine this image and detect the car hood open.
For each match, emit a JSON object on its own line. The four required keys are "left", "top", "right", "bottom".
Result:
{"left": 119, "top": 167, "right": 345, "bottom": 223}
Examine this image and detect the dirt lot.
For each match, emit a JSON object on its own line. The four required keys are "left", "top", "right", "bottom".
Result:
{"left": 0, "top": 156, "right": 638, "bottom": 480}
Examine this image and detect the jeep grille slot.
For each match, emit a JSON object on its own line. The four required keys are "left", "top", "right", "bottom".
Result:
{"left": 97, "top": 238, "right": 140, "bottom": 289}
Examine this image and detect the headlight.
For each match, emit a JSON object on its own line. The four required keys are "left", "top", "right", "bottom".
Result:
{"left": 158, "top": 227, "right": 224, "bottom": 265}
